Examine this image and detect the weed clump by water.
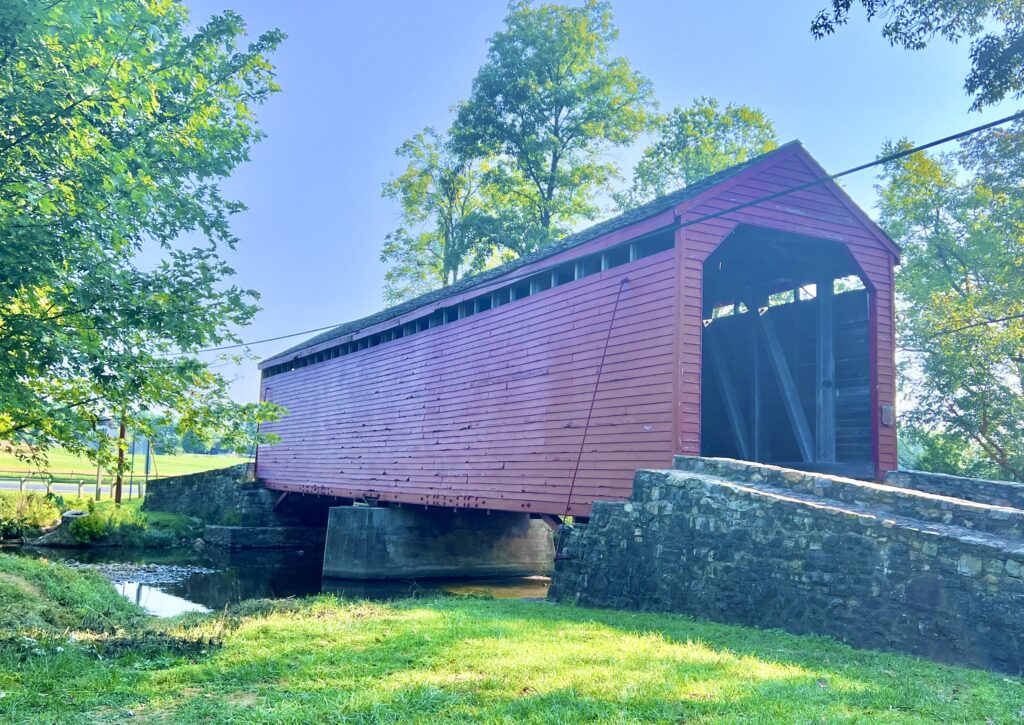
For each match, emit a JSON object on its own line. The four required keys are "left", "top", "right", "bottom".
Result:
{"left": 0, "top": 492, "right": 61, "bottom": 539}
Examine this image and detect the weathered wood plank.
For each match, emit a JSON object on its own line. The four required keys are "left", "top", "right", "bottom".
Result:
{"left": 816, "top": 280, "right": 837, "bottom": 462}
{"left": 706, "top": 334, "right": 750, "bottom": 459}
{"left": 755, "top": 312, "right": 815, "bottom": 462}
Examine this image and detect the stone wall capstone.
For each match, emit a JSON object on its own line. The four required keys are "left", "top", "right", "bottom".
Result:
{"left": 550, "top": 460, "right": 1024, "bottom": 675}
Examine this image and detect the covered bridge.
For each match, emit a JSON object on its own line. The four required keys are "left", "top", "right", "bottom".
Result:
{"left": 257, "top": 141, "right": 898, "bottom": 520}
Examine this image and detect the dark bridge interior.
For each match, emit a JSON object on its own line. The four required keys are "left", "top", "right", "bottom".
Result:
{"left": 700, "top": 225, "right": 873, "bottom": 478}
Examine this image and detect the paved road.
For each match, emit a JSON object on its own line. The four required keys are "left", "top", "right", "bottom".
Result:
{"left": 0, "top": 479, "right": 146, "bottom": 497}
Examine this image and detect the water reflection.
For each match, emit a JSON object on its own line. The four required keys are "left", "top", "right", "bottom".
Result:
{"left": 117, "top": 581, "right": 210, "bottom": 617}
{"left": 14, "top": 546, "right": 550, "bottom": 617}
{"left": 322, "top": 576, "right": 550, "bottom": 602}
{"left": 165, "top": 549, "right": 325, "bottom": 605}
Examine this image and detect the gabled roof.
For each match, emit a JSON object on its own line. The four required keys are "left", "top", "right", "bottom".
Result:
{"left": 263, "top": 140, "right": 892, "bottom": 364}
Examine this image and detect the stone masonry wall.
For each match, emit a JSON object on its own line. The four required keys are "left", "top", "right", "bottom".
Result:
{"left": 550, "top": 465, "right": 1024, "bottom": 674}
{"left": 203, "top": 525, "right": 327, "bottom": 550}
{"left": 677, "top": 456, "right": 1024, "bottom": 540}
{"left": 142, "top": 465, "right": 329, "bottom": 528}
{"left": 885, "top": 469, "right": 1024, "bottom": 511}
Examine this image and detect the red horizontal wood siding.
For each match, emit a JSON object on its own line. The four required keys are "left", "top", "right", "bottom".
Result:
{"left": 258, "top": 250, "right": 678, "bottom": 516}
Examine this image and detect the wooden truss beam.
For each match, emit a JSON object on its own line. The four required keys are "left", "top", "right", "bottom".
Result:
{"left": 756, "top": 312, "right": 815, "bottom": 462}
{"left": 750, "top": 313, "right": 765, "bottom": 461}
{"left": 706, "top": 334, "right": 751, "bottom": 460}
{"left": 816, "top": 280, "right": 837, "bottom": 462}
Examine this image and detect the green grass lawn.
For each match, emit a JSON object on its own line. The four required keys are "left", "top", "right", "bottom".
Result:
{"left": 0, "top": 447, "right": 248, "bottom": 478}
{"left": 0, "top": 556, "right": 1021, "bottom": 723}
{"left": 0, "top": 553, "right": 144, "bottom": 633}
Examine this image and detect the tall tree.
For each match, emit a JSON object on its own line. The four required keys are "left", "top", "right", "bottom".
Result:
{"left": 812, "top": 0, "right": 1024, "bottom": 109}
{"left": 0, "top": 0, "right": 284, "bottom": 470}
{"left": 878, "top": 128, "right": 1024, "bottom": 480}
{"left": 454, "top": 0, "right": 654, "bottom": 251}
{"left": 616, "top": 97, "right": 778, "bottom": 209}
{"left": 380, "top": 129, "right": 492, "bottom": 304}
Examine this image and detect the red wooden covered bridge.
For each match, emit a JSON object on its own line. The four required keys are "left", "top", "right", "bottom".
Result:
{"left": 257, "top": 141, "right": 898, "bottom": 520}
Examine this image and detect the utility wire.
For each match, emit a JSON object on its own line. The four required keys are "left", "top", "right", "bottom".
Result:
{"left": 563, "top": 277, "right": 629, "bottom": 518}
{"left": 925, "top": 312, "right": 1024, "bottom": 337}
{"left": 172, "top": 324, "right": 348, "bottom": 357}
{"left": 674, "top": 109, "right": 1024, "bottom": 232}
{"left": 900, "top": 312, "right": 1024, "bottom": 350}
{"left": 172, "top": 109, "right": 1024, "bottom": 359}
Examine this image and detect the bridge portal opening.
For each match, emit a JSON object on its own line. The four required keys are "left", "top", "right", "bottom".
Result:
{"left": 699, "top": 225, "right": 874, "bottom": 478}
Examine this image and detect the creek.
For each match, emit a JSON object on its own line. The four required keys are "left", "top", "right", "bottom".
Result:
{"left": 11, "top": 546, "right": 551, "bottom": 616}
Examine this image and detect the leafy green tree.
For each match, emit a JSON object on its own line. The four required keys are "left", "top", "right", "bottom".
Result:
{"left": 380, "top": 129, "right": 493, "bottom": 304}
{"left": 135, "top": 413, "right": 182, "bottom": 456}
{"left": 0, "top": 0, "right": 284, "bottom": 471}
{"left": 812, "top": 0, "right": 1024, "bottom": 109}
{"left": 899, "top": 425, "right": 1004, "bottom": 478}
{"left": 616, "top": 97, "right": 778, "bottom": 209}
{"left": 878, "top": 128, "right": 1024, "bottom": 481}
{"left": 454, "top": 0, "right": 654, "bottom": 250}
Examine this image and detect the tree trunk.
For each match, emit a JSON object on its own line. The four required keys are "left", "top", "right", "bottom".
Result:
{"left": 113, "top": 420, "right": 126, "bottom": 504}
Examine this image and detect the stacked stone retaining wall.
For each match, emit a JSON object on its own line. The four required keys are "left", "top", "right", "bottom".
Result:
{"left": 143, "top": 465, "right": 329, "bottom": 527}
{"left": 203, "top": 525, "right": 327, "bottom": 550}
{"left": 675, "top": 457, "right": 1024, "bottom": 540}
{"left": 142, "top": 465, "right": 331, "bottom": 548}
{"left": 550, "top": 458, "right": 1024, "bottom": 674}
{"left": 885, "top": 469, "right": 1024, "bottom": 510}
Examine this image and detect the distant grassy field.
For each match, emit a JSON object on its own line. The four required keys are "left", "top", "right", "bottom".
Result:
{"left": 0, "top": 448, "right": 248, "bottom": 478}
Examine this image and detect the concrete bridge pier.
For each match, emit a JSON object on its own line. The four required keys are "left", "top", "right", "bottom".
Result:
{"left": 321, "top": 505, "right": 555, "bottom": 580}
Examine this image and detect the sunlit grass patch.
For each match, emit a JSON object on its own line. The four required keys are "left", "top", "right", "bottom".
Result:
{"left": 140, "top": 598, "right": 1023, "bottom": 724}
{"left": 0, "top": 578, "right": 1021, "bottom": 723}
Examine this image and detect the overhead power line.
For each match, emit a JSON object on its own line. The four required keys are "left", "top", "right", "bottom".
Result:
{"left": 918, "top": 311, "right": 1024, "bottom": 342}
{"left": 900, "top": 311, "right": 1024, "bottom": 352}
{"left": 674, "top": 109, "right": 1024, "bottom": 231}
{"left": 181, "top": 324, "right": 351, "bottom": 356}
{"left": 175, "top": 109, "right": 1024, "bottom": 359}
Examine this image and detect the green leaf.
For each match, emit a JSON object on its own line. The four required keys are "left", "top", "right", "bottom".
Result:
{"left": 0, "top": 0, "right": 286, "bottom": 466}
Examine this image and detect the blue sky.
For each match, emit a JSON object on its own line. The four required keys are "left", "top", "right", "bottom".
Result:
{"left": 180, "top": 0, "right": 1015, "bottom": 401}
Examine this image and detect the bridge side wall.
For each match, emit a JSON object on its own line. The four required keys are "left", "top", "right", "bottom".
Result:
{"left": 886, "top": 469, "right": 1024, "bottom": 510}
{"left": 550, "top": 468, "right": 1024, "bottom": 674}
{"left": 258, "top": 248, "right": 678, "bottom": 517}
